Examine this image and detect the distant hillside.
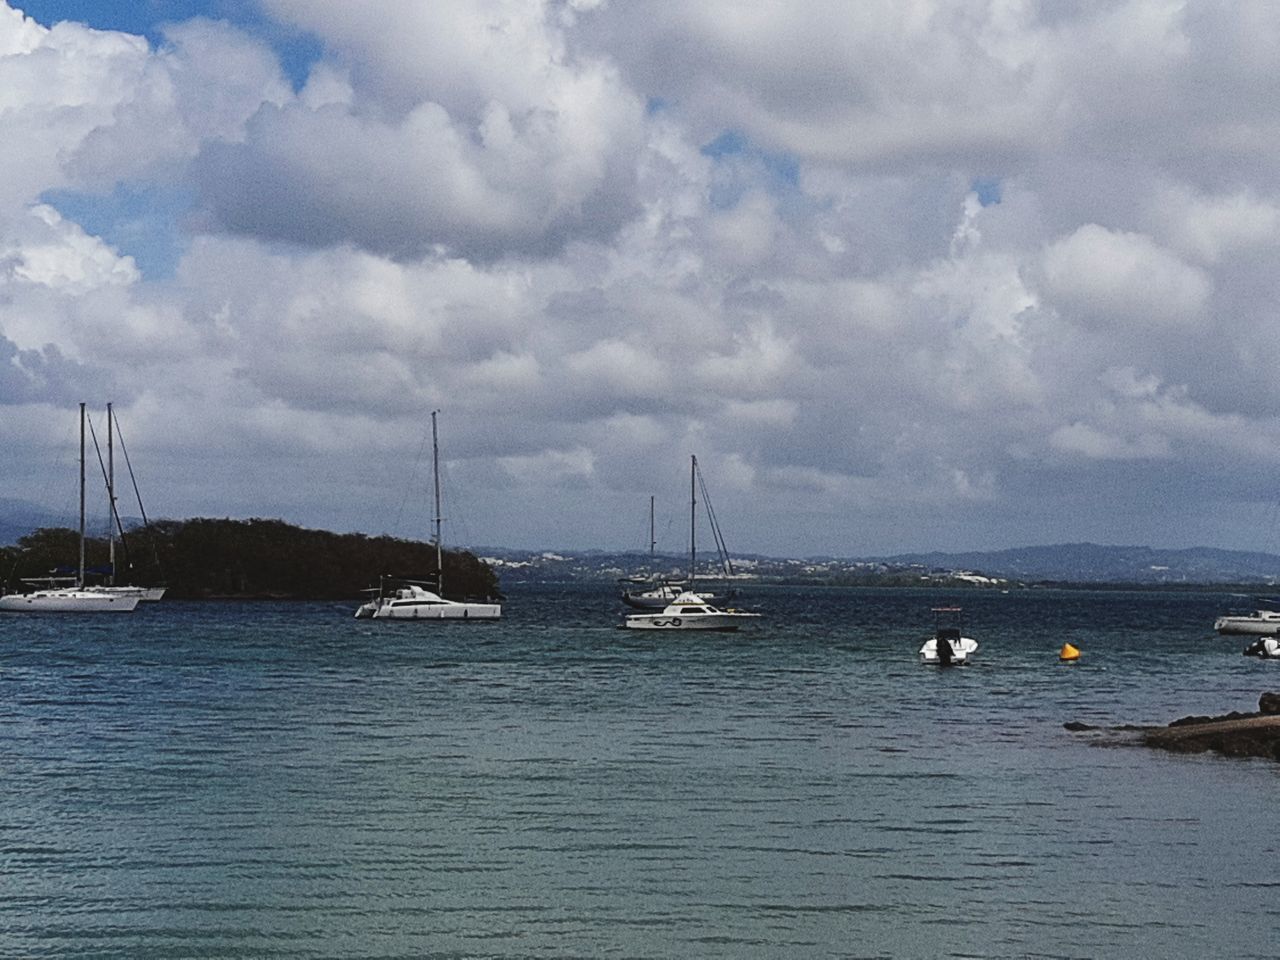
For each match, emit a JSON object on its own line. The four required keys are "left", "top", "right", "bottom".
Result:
{"left": 881, "top": 543, "right": 1280, "bottom": 584}
{"left": 0, "top": 518, "right": 502, "bottom": 601}
{"left": 479, "top": 542, "right": 1280, "bottom": 586}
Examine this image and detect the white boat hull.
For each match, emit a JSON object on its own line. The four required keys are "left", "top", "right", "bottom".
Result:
{"left": 623, "top": 592, "right": 760, "bottom": 631}
{"left": 83, "top": 586, "right": 167, "bottom": 602}
{"left": 1215, "top": 613, "right": 1280, "bottom": 636}
{"left": 624, "top": 611, "right": 756, "bottom": 630}
{"left": 356, "top": 585, "right": 500, "bottom": 621}
{"left": 0, "top": 590, "right": 141, "bottom": 612}
{"left": 369, "top": 602, "right": 500, "bottom": 621}
{"left": 919, "top": 636, "right": 979, "bottom": 664}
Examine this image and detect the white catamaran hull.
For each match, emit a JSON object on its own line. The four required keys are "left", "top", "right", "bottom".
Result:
{"left": 356, "top": 584, "right": 500, "bottom": 620}
{"left": 0, "top": 590, "right": 141, "bottom": 612}
{"left": 362, "top": 601, "right": 501, "bottom": 620}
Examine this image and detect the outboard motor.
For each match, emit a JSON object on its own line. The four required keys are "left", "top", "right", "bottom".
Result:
{"left": 1244, "top": 638, "right": 1267, "bottom": 657}
{"left": 935, "top": 628, "right": 958, "bottom": 666}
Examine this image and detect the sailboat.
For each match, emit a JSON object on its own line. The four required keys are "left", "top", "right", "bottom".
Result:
{"left": 354, "top": 411, "right": 501, "bottom": 621}
{"left": 619, "top": 495, "right": 706, "bottom": 609}
{"left": 623, "top": 456, "right": 759, "bottom": 631}
{"left": 0, "top": 404, "right": 140, "bottom": 613}
{"left": 82, "top": 403, "right": 166, "bottom": 601}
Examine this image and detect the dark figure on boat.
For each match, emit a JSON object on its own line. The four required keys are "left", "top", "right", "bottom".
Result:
{"left": 935, "top": 627, "right": 959, "bottom": 666}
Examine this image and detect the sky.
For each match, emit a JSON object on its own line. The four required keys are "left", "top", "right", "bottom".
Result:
{"left": 3, "top": 0, "right": 1280, "bottom": 557}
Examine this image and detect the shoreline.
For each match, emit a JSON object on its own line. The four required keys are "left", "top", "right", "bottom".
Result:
{"left": 1068, "top": 693, "right": 1280, "bottom": 762}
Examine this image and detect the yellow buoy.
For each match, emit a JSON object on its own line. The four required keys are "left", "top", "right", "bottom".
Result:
{"left": 1059, "top": 642, "right": 1080, "bottom": 662}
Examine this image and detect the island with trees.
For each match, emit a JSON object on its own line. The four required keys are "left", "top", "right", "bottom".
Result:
{"left": 0, "top": 518, "right": 502, "bottom": 602}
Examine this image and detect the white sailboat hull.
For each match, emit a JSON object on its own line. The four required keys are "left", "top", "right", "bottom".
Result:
{"left": 0, "top": 590, "right": 141, "bottom": 612}
{"left": 83, "top": 586, "right": 167, "bottom": 602}
{"left": 1215, "top": 612, "right": 1280, "bottom": 636}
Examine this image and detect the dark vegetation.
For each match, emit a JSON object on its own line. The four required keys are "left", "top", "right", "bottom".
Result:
{"left": 0, "top": 518, "right": 502, "bottom": 601}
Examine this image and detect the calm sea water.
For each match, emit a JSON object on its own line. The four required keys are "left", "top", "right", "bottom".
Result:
{"left": 2, "top": 584, "right": 1278, "bottom": 959}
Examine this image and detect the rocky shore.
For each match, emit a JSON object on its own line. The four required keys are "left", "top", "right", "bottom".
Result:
{"left": 1067, "top": 693, "right": 1280, "bottom": 762}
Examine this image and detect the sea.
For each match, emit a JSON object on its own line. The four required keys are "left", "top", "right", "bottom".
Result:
{"left": 2, "top": 583, "right": 1278, "bottom": 959}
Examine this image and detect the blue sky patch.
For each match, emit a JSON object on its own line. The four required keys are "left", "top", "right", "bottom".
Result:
{"left": 15, "top": 0, "right": 323, "bottom": 89}
{"left": 701, "top": 130, "right": 800, "bottom": 209}
{"left": 41, "top": 184, "right": 195, "bottom": 279}
{"left": 972, "top": 177, "right": 1002, "bottom": 206}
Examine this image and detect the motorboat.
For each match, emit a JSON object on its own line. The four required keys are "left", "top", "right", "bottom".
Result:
{"left": 1214, "top": 609, "right": 1280, "bottom": 636}
{"left": 919, "top": 607, "right": 977, "bottom": 665}
{"left": 355, "top": 578, "right": 500, "bottom": 621}
{"left": 1243, "top": 636, "right": 1280, "bottom": 658}
{"left": 354, "top": 412, "right": 501, "bottom": 621}
{"left": 623, "top": 592, "right": 759, "bottom": 631}
{"left": 621, "top": 454, "right": 753, "bottom": 624}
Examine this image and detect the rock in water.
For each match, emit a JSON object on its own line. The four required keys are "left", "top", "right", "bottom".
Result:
{"left": 1259, "top": 692, "right": 1280, "bottom": 715}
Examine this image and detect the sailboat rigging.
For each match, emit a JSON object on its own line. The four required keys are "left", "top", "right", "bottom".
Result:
{"left": 622, "top": 454, "right": 758, "bottom": 630}
{"left": 354, "top": 411, "right": 501, "bottom": 621}
{"left": 0, "top": 403, "right": 140, "bottom": 613}
{"left": 83, "top": 405, "right": 166, "bottom": 601}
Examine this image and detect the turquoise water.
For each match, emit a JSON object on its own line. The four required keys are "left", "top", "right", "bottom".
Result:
{"left": 2, "top": 585, "right": 1278, "bottom": 958}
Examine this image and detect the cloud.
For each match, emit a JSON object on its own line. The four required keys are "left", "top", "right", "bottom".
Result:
{"left": 190, "top": 0, "right": 647, "bottom": 260}
{"left": 6, "top": 1, "right": 1280, "bottom": 555}
{"left": 1039, "top": 224, "right": 1211, "bottom": 327}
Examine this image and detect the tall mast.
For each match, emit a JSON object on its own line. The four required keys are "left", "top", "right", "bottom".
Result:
{"left": 107, "top": 402, "right": 115, "bottom": 586}
{"left": 649, "top": 495, "right": 656, "bottom": 560}
{"left": 78, "top": 402, "right": 85, "bottom": 589}
{"left": 432, "top": 410, "right": 443, "bottom": 597}
{"left": 689, "top": 455, "right": 697, "bottom": 587}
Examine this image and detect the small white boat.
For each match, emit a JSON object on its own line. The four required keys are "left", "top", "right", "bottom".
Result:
{"left": 623, "top": 591, "right": 760, "bottom": 631}
{"left": 1243, "top": 636, "right": 1280, "bottom": 658}
{"left": 354, "top": 412, "right": 501, "bottom": 622}
{"left": 920, "top": 607, "right": 977, "bottom": 664}
{"left": 355, "top": 579, "right": 500, "bottom": 620}
{"left": 1214, "top": 609, "right": 1280, "bottom": 636}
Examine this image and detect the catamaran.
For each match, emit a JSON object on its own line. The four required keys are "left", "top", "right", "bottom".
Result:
{"left": 354, "top": 412, "right": 501, "bottom": 621}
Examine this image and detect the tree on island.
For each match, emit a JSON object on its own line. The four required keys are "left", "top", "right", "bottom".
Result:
{"left": 0, "top": 518, "right": 502, "bottom": 601}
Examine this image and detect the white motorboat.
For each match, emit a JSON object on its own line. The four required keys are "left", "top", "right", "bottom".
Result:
{"left": 624, "top": 591, "right": 760, "bottom": 631}
{"left": 354, "top": 411, "right": 501, "bottom": 621}
{"left": 355, "top": 578, "right": 500, "bottom": 620}
{"left": 0, "top": 404, "right": 140, "bottom": 614}
{"left": 919, "top": 608, "right": 977, "bottom": 664}
{"left": 1214, "top": 609, "right": 1280, "bottom": 636}
{"left": 1243, "top": 636, "right": 1280, "bottom": 658}
{"left": 620, "top": 454, "right": 753, "bottom": 624}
